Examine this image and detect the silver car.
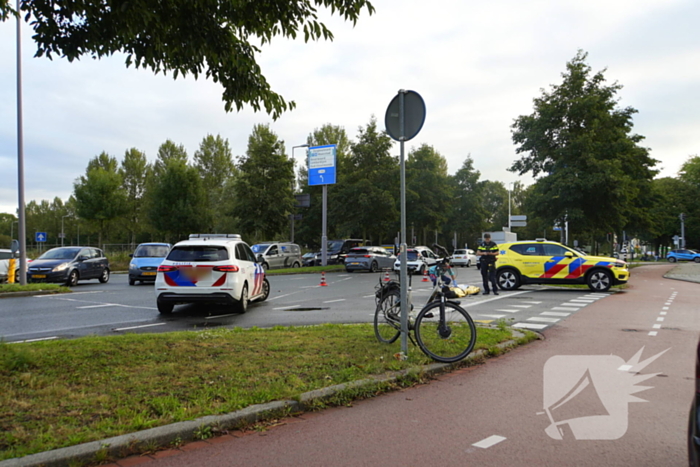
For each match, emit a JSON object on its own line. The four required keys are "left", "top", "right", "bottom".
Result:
{"left": 344, "top": 247, "right": 396, "bottom": 273}
{"left": 452, "top": 248, "right": 477, "bottom": 267}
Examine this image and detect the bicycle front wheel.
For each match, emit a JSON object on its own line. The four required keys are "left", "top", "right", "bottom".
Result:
{"left": 414, "top": 301, "right": 476, "bottom": 363}
{"left": 374, "top": 289, "right": 401, "bottom": 344}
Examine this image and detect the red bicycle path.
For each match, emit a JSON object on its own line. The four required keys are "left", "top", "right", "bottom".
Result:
{"left": 108, "top": 263, "right": 698, "bottom": 467}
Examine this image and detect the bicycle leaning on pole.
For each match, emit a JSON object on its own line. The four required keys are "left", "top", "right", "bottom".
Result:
{"left": 373, "top": 244, "right": 477, "bottom": 363}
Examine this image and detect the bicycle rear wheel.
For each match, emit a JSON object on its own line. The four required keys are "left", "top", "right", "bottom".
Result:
{"left": 374, "top": 289, "right": 401, "bottom": 344}
{"left": 414, "top": 301, "right": 476, "bottom": 363}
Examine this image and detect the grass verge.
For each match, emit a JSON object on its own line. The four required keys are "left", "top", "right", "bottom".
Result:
{"left": 0, "top": 283, "right": 70, "bottom": 295}
{"left": 0, "top": 324, "right": 536, "bottom": 461}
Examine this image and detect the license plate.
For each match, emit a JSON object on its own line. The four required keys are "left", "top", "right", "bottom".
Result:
{"left": 348, "top": 262, "right": 359, "bottom": 266}
{"left": 181, "top": 267, "right": 210, "bottom": 280}
{"left": 32, "top": 274, "right": 46, "bottom": 279}
{"left": 142, "top": 272, "right": 157, "bottom": 276}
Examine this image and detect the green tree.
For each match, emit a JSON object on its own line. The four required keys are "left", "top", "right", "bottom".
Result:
{"left": 153, "top": 140, "right": 189, "bottom": 177}
{"left": 73, "top": 154, "right": 126, "bottom": 246}
{"left": 120, "top": 148, "right": 150, "bottom": 245}
{"left": 480, "top": 180, "right": 508, "bottom": 232}
{"left": 194, "top": 134, "right": 237, "bottom": 232}
{"left": 337, "top": 117, "right": 398, "bottom": 245}
{"left": 448, "top": 156, "right": 487, "bottom": 249}
{"left": 405, "top": 144, "right": 451, "bottom": 246}
{"left": 232, "top": 124, "right": 294, "bottom": 241}
{"left": 1, "top": 1, "right": 374, "bottom": 118}
{"left": 147, "top": 159, "right": 209, "bottom": 241}
{"left": 510, "top": 51, "right": 658, "bottom": 243}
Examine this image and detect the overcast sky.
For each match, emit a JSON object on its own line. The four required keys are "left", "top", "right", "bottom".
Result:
{"left": 1, "top": 0, "right": 698, "bottom": 217}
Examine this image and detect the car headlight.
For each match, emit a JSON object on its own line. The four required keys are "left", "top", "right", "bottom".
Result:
{"left": 614, "top": 262, "right": 626, "bottom": 268}
{"left": 52, "top": 262, "right": 70, "bottom": 272}
{"left": 129, "top": 263, "right": 138, "bottom": 271}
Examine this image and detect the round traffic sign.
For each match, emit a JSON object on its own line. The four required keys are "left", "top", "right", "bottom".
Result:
{"left": 385, "top": 90, "right": 426, "bottom": 141}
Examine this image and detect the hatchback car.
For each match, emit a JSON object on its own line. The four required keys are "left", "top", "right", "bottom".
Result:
{"left": 344, "top": 246, "right": 396, "bottom": 272}
{"left": 128, "top": 243, "right": 171, "bottom": 285}
{"left": 495, "top": 240, "right": 629, "bottom": 292}
{"left": 452, "top": 248, "right": 477, "bottom": 267}
{"left": 155, "top": 234, "right": 269, "bottom": 314}
{"left": 667, "top": 249, "right": 700, "bottom": 263}
{"left": 392, "top": 247, "right": 439, "bottom": 275}
{"left": 27, "top": 246, "right": 110, "bottom": 286}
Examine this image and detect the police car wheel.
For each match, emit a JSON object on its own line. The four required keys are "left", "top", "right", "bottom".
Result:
{"left": 236, "top": 284, "right": 249, "bottom": 313}
{"left": 497, "top": 269, "right": 520, "bottom": 290}
{"left": 257, "top": 278, "right": 270, "bottom": 302}
{"left": 157, "top": 300, "right": 173, "bottom": 314}
{"left": 587, "top": 270, "right": 612, "bottom": 292}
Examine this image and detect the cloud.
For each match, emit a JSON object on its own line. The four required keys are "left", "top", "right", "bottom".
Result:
{"left": 0, "top": 0, "right": 698, "bottom": 216}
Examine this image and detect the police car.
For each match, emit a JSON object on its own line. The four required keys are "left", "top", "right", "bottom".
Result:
{"left": 155, "top": 234, "right": 269, "bottom": 314}
{"left": 495, "top": 239, "right": 629, "bottom": 292}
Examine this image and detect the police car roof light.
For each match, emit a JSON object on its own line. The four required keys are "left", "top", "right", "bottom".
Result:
{"left": 189, "top": 234, "right": 241, "bottom": 240}
{"left": 535, "top": 238, "right": 547, "bottom": 242}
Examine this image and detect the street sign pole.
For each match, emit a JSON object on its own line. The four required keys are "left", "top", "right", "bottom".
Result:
{"left": 385, "top": 90, "right": 426, "bottom": 358}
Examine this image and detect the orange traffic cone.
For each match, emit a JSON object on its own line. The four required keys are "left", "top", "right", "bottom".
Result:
{"left": 383, "top": 270, "right": 391, "bottom": 282}
{"left": 422, "top": 269, "right": 430, "bottom": 282}
{"left": 319, "top": 271, "right": 328, "bottom": 286}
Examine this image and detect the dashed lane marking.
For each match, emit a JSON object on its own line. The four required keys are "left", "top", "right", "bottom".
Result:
{"left": 8, "top": 336, "right": 59, "bottom": 344}
{"left": 495, "top": 309, "right": 520, "bottom": 313}
{"left": 513, "top": 322, "right": 548, "bottom": 330}
{"left": 77, "top": 304, "right": 116, "bottom": 309}
{"left": 323, "top": 299, "right": 346, "bottom": 303}
{"left": 541, "top": 311, "right": 570, "bottom": 317}
{"left": 472, "top": 435, "right": 506, "bottom": 449}
{"left": 552, "top": 307, "right": 580, "bottom": 311}
{"left": 527, "top": 317, "right": 560, "bottom": 323}
{"left": 114, "top": 323, "right": 166, "bottom": 331}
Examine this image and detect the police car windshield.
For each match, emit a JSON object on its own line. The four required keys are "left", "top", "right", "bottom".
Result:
{"left": 167, "top": 246, "right": 229, "bottom": 262}
{"left": 251, "top": 244, "right": 270, "bottom": 254}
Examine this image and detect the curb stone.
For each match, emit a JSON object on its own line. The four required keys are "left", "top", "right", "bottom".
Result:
{"left": 0, "top": 330, "right": 531, "bottom": 467}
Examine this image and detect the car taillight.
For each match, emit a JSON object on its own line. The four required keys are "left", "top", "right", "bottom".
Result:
{"left": 363, "top": 255, "right": 371, "bottom": 258}
{"left": 157, "top": 265, "right": 177, "bottom": 273}
{"left": 214, "top": 265, "right": 239, "bottom": 272}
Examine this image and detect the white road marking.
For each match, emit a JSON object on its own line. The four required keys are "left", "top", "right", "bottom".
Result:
{"left": 459, "top": 290, "right": 532, "bottom": 308}
{"left": 363, "top": 295, "right": 375, "bottom": 298}
{"left": 479, "top": 314, "right": 506, "bottom": 319}
{"left": 204, "top": 314, "right": 238, "bottom": 320}
{"left": 570, "top": 299, "right": 595, "bottom": 303}
{"left": 657, "top": 317, "right": 664, "bottom": 322}
{"left": 653, "top": 324, "right": 661, "bottom": 329}
{"left": 34, "top": 291, "right": 104, "bottom": 297}
{"left": 527, "top": 317, "right": 560, "bottom": 323}
{"left": 660, "top": 311, "right": 667, "bottom": 315}
{"left": 274, "top": 305, "right": 300, "bottom": 310}
{"left": 663, "top": 306, "right": 669, "bottom": 310}
{"left": 649, "top": 331, "right": 658, "bottom": 336}
{"left": 472, "top": 435, "right": 506, "bottom": 449}
{"left": 495, "top": 309, "right": 520, "bottom": 313}
{"left": 323, "top": 299, "right": 346, "bottom": 303}
{"left": 521, "top": 301, "right": 542, "bottom": 304}
{"left": 558, "top": 303, "right": 584, "bottom": 307}
{"left": 513, "top": 322, "right": 548, "bottom": 330}
{"left": 9, "top": 336, "right": 59, "bottom": 344}
{"left": 510, "top": 305, "right": 532, "bottom": 308}
{"left": 77, "top": 304, "right": 116, "bottom": 309}
{"left": 114, "top": 323, "right": 166, "bottom": 331}
{"left": 552, "top": 307, "right": 580, "bottom": 311}
{"left": 541, "top": 311, "right": 570, "bottom": 317}
{"left": 268, "top": 293, "right": 292, "bottom": 300}
{"left": 618, "top": 364, "right": 632, "bottom": 371}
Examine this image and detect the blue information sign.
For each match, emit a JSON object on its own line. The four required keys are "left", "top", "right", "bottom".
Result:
{"left": 308, "top": 144, "right": 337, "bottom": 186}
{"left": 36, "top": 232, "right": 47, "bottom": 242}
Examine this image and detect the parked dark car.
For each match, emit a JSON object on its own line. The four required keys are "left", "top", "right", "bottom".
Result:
{"left": 344, "top": 246, "right": 396, "bottom": 272}
{"left": 689, "top": 334, "right": 700, "bottom": 467}
{"left": 302, "top": 252, "right": 319, "bottom": 267}
{"left": 129, "top": 243, "right": 171, "bottom": 285}
{"left": 27, "top": 246, "right": 110, "bottom": 286}
{"left": 327, "top": 238, "right": 364, "bottom": 264}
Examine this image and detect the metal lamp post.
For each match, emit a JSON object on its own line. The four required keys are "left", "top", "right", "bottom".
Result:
{"left": 61, "top": 215, "right": 71, "bottom": 246}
